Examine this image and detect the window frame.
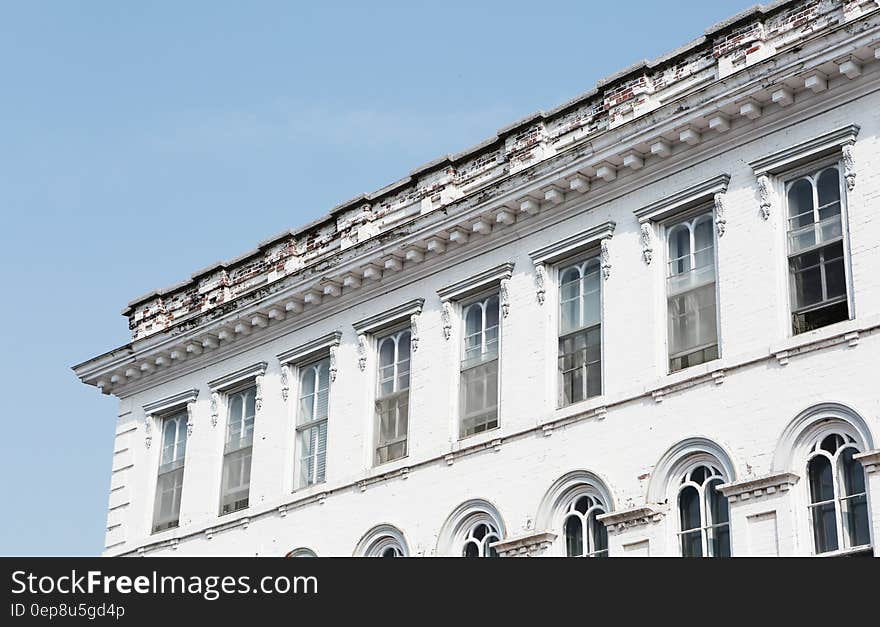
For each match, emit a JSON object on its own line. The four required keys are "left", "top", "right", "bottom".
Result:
{"left": 675, "top": 462, "right": 731, "bottom": 558}
{"left": 293, "top": 354, "right": 332, "bottom": 490}
{"left": 142, "top": 388, "right": 198, "bottom": 535}
{"left": 218, "top": 379, "right": 258, "bottom": 516}
{"left": 372, "top": 324, "right": 412, "bottom": 466}
{"left": 660, "top": 204, "right": 722, "bottom": 373}
{"left": 151, "top": 408, "right": 188, "bottom": 533}
{"left": 561, "top": 493, "right": 609, "bottom": 558}
{"left": 457, "top": 288, "right": 502, "bottom": 439}
{"left": 554, "top": 251, "right": 604, "bottom": 407}
{"left": 805, "top": 432, "right": 871, "bottom": 556}
{"left": 780, "top": 157, "right": 855, "bottom": 336}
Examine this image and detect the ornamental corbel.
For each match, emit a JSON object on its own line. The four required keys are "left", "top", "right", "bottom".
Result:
{"left": 280, "top": 364, "right": 290, "bottom": 402}
{"left": 144, "top": 414, "right": 153, "bottom": 449}
{"left": 600, "top": 238, "right": 611, "bottom": 280}
{"left": 714, "top": 192, "right": 726, "bottom": 237}
{"left": 500, "top": 278, "right": 511, "bottom": 318}
{"left": 534, "top": 263, "right": 546, "bottom": 305}
{"left": 254, "top": 373, "right": 264, "bottom": 413}
{"left": 410, "top": 313, "right": 420, "bottom": 352}
{"left": 186, "top": 399, "right": 196, "bottom": 437}
{"left": 842, "top": 143, "right": 856, "bottom": 191}
{"left": 210, "top": 392, "right": 219, "bottom": 427}
{"left": 357, "top": 334, "right": 368, "bottom": 371}
{"left": 640, "top": 223, "right": 653, "bottom": 265}
{"left": 441, "top": 301, "right": 453, "bottom": 341}
{"left": 329, "top": 345, "right": 339, "bottom": 382}
{"left": 758, "top": 174, "right": 771, "bottom": 220}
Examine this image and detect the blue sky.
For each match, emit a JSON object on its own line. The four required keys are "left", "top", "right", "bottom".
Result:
{"left": 0, "top": 0, "right": 756, "bottom": 556}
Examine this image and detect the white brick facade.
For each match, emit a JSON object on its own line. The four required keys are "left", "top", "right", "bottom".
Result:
{"left": 75, "top": 0, "right": 880, "bottom": 557}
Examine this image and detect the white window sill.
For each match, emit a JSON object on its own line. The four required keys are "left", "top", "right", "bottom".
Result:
{"left": 816, "top": 544, "right": 873, "bottom": 557}
{"left": 770, "top": 313, "right": 880, "bottom": 364}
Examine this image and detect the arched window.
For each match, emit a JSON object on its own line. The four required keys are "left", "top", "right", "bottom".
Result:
{"left": 563, "top": 495, "right": 608, "bottom": 557}
{"left": 437, "top": 499, "right": 506, "bottom": 557}
{"left": 285, "top": 547, "right": 317, "bottom": 557}
{"left": 807, "top": 433, "right": 870, "bottom": 554}
{"left": 677, "top": 464, "right": 730, "bottom": 557}
{"left": 665, "top": 211, "right": 719, "bottom": 372}
{"left": 462, "top": 521, "right": 500, "bottom": 558}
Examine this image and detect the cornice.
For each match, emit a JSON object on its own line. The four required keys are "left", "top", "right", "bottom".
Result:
{"left": 633, "top": 174, "right": 730, "bottom": 223}
{"left": 597, "top": 506, "right": 666, "bottom": 533}
{"left": 277, "top": 331, "right": 342, "bottom": 365}
{"left": 207, "top": 362, "right": 268, "bottom": 392}
{"left": 854, "top": 449, "right": 880, "bottom": 474}
{"left": 529, "top": 221, "right": 616, "bottom": 266}
{"left": 437, "top": 262, "right": 515, "bottom": 302}
{"left": 749, "top": 124, "right": 861, "bottom": 175}
{"left": 352, "top": 298, "right": 424, "bottom": 334}
{"left": 718, "top": 472, "right": 800, "bottom": 503}
{"left": 74, "top": 9, "right": 880, "bottom": 397}
{"left": 490, "top": 531, "right": 557, "bottom": 557}
{"left": 142, "top": 388, "right": 199, "bottom": 416}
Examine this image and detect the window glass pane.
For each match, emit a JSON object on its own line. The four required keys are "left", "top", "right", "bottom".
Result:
{"left": 560, "top": 267, "right": 581, "bottom": 334}
{"left": 485, "top": 296, "right": 500, "bottom": 357}
{"left": 693, "top": 217, "right": 715, "bottom": 270}
{"left": 706, "top": 478, "right": 729, "bottom": 525}
{"left": 681, "top": 530, "right": 702, "bottom": 558}
{"left": 590, "top": 511, "right": 609, "bottom": 557}
{"left": 463, "top": 542, "right": 479, "bottom": 558}
{"left": 460, "top": 359, "right": 498, "bottom": 436}
{"left": 378, "top": 337, "right": 395, "bottom": 368}
{"left": 787, "top": 178, "right": 814, "bottom": 227}
{"left": 679, "top": 485, "right": 701, "bottom": 532}
{"left": 463, "top": 304, "right": 483, "bottom": 361}
{"left": 790, "top": 250, "right": 823, "bottom": 308}
{"left": 840, "top": 448, "right": 866, "bottom": 496}
{"left": 582, "top": 260, "right": 601, "bottom": 328}
{"left": 668, "top": 225, "right": 691, "bottom": 275}
{"left": 565, "top": 516, "right": 583, "bottom": 557}
{"left": 817, "top": 168, "right": 840, "bottom": 217}
{"left": 708, "top": 524, "right": 731, "bottom": 558}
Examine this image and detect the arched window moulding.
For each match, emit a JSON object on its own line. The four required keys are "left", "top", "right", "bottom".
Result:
{"left": 436, "top": 498, "right": 506, "bottom": 557}
{"left": 354, "top": 524, "right": 410, "bottom": 557}
{"left": 534, "top": 470, "right": 615, "bottom": 557}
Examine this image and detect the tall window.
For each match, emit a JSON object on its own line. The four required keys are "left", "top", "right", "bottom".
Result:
{"left": 296, "top": 357, "right": 330, "bottom": 488}
{"left": 563, "top": 495, "right": 608, "bottom": 557}
{"left": 666, "top": 212, "right": 718, "bottom": 372}
{"left": 460, "top": 294, "right": 500, "bottom": 437}
{"left": 558, "top": 257, "right": 601, "bottom": 404}
{"left": 678, "top": 465, "right": 730, "bottom": 557}
{"left": 462, "top": 522, "right": 500, "bottom": 558}
{"left": 220, "top": 386, "right": 255, "bottom": 515}
{"left": 786, "top": 165, "right": 850, "bottom": 334}
{"left": 807, "top": 433, "right": 870, "bottom": 554}
{"left": 375, "top": 329, "right": 411, "bottom": 465}
{"left": 152, "top": 411, "right": 187, "bottom": 532}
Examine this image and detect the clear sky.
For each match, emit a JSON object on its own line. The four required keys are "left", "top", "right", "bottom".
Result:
{"left": 0, "top": 0, "right": 757, "bottom": 556}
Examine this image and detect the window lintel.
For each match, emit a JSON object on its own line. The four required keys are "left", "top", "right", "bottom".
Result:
{"left": 207, "top": 362, "right": 268, "bottom": 392}
{"left": 529, "top": 221, "right": 615, "bottom": 266}
{"left": 634, "top": 174, "right": 729, "bottom": 224}
{"left": 749, "top": 124, "right": 859, "bottom": 177}
{"left": 353, "top": 298, "right": 424, "bottom": 336}
{"left": 277, "top": 332, "right": 342, "bottom": 366}
{"left": 143, "top": 388, "right": 199, "bottom": 416}
{"left": 437, "top": 262, "right": 514, "bottom": 303}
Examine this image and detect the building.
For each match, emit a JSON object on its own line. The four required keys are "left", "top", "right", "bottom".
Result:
{"left": 74, "top": 0, "right": 880, "bottom": 557}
